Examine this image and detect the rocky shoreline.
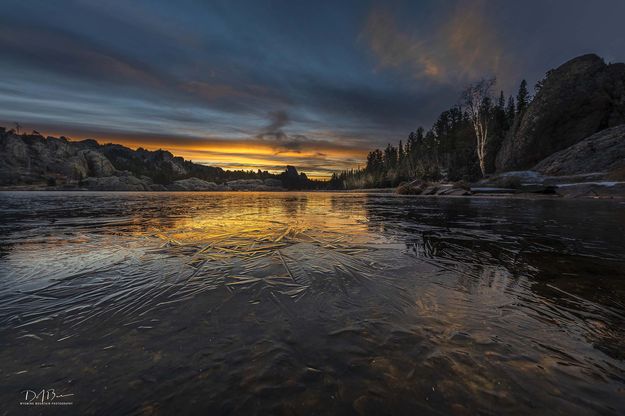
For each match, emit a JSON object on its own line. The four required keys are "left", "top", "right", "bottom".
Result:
{"left": 394, "top": 121, "right": 625, "bottom": 200}
{"left": 4, "top": 178, "right": 625, "bottom": 200}
{"left": 395, "top": 171, "right": 625, "bottom": 200}
{"left": 0, "top": 176, "right": 286, "bottom": 192}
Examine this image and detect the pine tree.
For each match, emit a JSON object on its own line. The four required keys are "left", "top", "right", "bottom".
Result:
{"left": 516, "top": 80, "right": 529, "bottom": 114}
{"left": 493, "top": 91, "right": 508, "bottom": 132}
{"left": 506, "top": 96, "right": 515, "bottom": 123}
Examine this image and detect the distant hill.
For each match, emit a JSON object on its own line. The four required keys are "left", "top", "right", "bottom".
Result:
{"left": 0, "top": 129, "right": 315, "bottom": 191}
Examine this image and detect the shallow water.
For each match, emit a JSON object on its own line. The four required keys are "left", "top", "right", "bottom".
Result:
{"left": 1, "top": 191, "right": 624, "bottom": 415}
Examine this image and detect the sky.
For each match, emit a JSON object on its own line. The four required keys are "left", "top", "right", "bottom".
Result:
{"left": 2, "top": 0, "right": 625, "bottom": 178}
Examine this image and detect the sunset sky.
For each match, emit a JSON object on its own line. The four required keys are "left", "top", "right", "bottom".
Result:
{"left": 2, "top": 0, "right": 625, "bottom": 178}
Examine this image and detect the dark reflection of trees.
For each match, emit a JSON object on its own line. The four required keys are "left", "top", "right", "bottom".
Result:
{"left": 363, "top": 195, "right": 625, "bottom": 272}
{"left": 362, "top": 194, "right": 625, "bottom": 360}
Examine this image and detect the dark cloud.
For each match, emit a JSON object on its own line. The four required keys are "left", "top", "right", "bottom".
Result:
{"left": 258, "top": 111, "right": 289, "bottom": 138}
{"left": 255, "top": 111, "right": 310, "bottom": 153}
{"left": 291, "top": 77, "right": 455, "bottom": 134}
{"left": 0, "top": 24, "right": 165, "bottom": 88}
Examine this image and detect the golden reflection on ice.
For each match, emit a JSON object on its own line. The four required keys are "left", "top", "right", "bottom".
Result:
{"left": 154, "top": 193, "right": 373, "bottom": 254}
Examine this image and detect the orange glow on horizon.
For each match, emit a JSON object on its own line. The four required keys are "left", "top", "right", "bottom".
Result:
{"left": 55, "top": 133, "right": 368, "bottom": 179}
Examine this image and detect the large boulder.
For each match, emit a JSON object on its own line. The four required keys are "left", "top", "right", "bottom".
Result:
{"left": 496, "top": 54, "right": 625, "bottom": 171}
{"left": 555, "top": 182, "right": 625, "bottom": 199}
{"left": 263, "top": 178, "right": 283, "bottom": 188}
{"left": 534, "top": 124, "right": 625, "bottom": 176}
{"left": 0, "top": 134, "right": 31, "bottom": 184}
{"left": 396, "top": 180, "right": 471, "bottom": 196}
{"left": 226, "top": 179, "right": 265, "bottom": 190}
{"left": 169, "top": 177, "right": 224, "bottom": 191}
{"left": 80, "top": 173, "right": 153, "bottom": 191}
{"left": 225, "top": 178, "right": 285, "bottom": 191}
{"left": 80, "top": 150, "right": 117, "bottom": 177}
{"left": 0, "top": 133, "right": 89, "bottom": 184}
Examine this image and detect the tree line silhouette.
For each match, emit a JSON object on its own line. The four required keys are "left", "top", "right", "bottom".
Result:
{"left": 328, "top": 79, "right": 532, "bottom": 189}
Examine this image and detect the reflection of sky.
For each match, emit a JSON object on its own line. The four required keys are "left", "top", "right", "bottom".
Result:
{"left": 2, "top": 1, "right": 625, "bottom": 178}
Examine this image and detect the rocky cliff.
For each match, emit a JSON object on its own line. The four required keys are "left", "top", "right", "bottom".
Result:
{"left": 534, "top": 124, "right": 625, "bottom": 176}
{"left": 0, "top": 131, "right": 104, "bottom": 185}
{"left": 496, "top": 54, "right": 625, "bottom": 171}
{"left": 0, "top": 128, "right": 305, "bottom": 190}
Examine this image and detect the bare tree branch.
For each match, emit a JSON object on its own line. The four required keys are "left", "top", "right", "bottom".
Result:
{"left": 462, "top": 78, "right": 495, "bottom": 177}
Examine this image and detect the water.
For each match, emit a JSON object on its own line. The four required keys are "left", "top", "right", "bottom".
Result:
{"left": 1, "top": 191, "right": 624, "bottom": 415}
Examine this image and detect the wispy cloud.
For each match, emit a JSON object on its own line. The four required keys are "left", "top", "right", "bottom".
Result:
{"left": 363, "top": 1, "right": 511, "bottom": 86}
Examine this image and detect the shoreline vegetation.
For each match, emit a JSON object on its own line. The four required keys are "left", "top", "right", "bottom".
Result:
{"left": 326, "top": 54, "right": 625, "bottom": 199}
{"left": 2, "top": 53, "right": 624, "bottom": 199}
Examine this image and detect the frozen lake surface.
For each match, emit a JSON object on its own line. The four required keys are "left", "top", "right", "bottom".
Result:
{"left": 1, "top": 191, "right": 624, "bottom": 414}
